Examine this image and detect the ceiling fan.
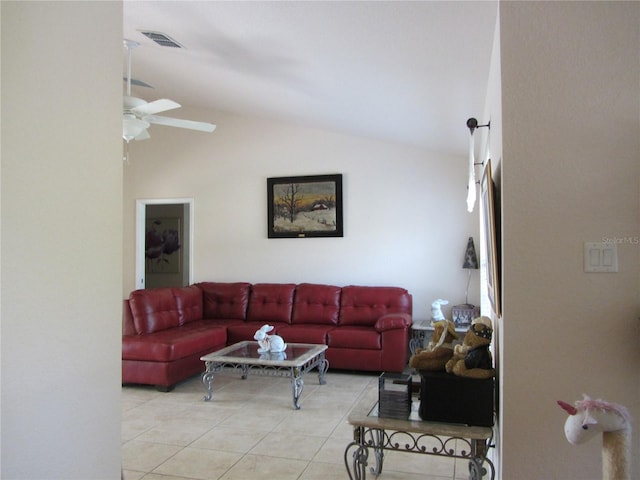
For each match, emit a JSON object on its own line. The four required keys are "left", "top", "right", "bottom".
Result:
{"left": 122, "top": 39, "right": 216, "bottom": 143}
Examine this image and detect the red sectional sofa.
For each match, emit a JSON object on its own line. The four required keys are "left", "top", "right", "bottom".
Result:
{"left": 122, "top": 282, "right": 412, "bottom": 391}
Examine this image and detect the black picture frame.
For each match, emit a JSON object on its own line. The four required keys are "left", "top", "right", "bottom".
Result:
{"left": 481, "top": 159, "right": 501, "bottom": 317}
{"left": 267, "top": 174, "right": 343, "bottom": 238}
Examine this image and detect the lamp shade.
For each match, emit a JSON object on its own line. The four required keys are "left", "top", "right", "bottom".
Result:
{"left": 463, "top": 236, "right": 479, "bottom": 269}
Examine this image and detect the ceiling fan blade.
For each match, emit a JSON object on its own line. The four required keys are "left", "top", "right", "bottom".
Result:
{"left": 131, "top": 99, "right": 180, "bottom": 116}
{"left": 145, "top": 115, "right": 216, "bottom": 133}
{"left": 122, "top": 77, "right": 154, "bottom": 88}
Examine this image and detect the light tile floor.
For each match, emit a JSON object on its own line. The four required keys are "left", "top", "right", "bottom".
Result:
{"left": 122, "top": 370, "right": 475, "bottom": 480}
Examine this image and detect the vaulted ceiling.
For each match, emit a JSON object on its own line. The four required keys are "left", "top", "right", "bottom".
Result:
{"left": 123, "top": 1, "right": 498, "bottom": 155}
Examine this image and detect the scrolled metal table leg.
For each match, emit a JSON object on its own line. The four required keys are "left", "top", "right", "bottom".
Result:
{"left": 317, "top": 355, "right": 329, "bottom": 385}
{"left": 469, "top": 457, "right": 493, "bottom": 480}
{"left": 468, "top": 455, "right": 494, "bottom": 480}
{"left": 291, "top": 368, "right": 304, "bottom": 409}
{"left": 366, "top": 428, "right": 384, "bottom": 476}
{"left": 201, "top": 362, "right": 215, "bottom": 401}
{"left": 344, "top": 442, "right": 369, "bottom": 480}
{"left": 409, "top": 330, "right": 426, "bottom": 355}
{"left": 468, "top": 438, "right": 494, "bottom": 480}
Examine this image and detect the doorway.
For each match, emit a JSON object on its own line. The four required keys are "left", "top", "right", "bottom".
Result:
{"left": 135, "top": 198, "right": 194, "bottom": 290}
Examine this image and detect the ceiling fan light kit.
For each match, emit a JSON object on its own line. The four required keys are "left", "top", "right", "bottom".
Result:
{"left": 123, "top": 115, "right": 150, "bottom": 143}
{"left": 122, "top": 38, "right": 215, "bottom": 145}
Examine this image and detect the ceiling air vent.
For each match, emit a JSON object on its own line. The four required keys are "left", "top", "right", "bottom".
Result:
{"left": 139, "top": 31, "right": 184, "bottom": 48}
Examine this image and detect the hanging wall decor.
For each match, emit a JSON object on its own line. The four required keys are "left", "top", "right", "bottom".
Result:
{"left": 481, "top": 160, "right": 501, "bottom": 317}
{"left": 267, "top": 174, "right": 343, "bottom": 238}
{"left": 145, "top": 217, "right": 182, "bottom": 273}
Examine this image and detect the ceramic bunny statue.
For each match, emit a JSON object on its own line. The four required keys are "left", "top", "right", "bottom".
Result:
{"left": 431, "top": 299, "right": 449, "bottom": 321}
{"left": 254, "top": 324, "right": 287, "bottom": 353}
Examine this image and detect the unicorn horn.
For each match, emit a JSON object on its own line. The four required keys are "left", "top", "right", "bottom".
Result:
{"left": 557, "top": 400, "right": 578, "bottom": 415}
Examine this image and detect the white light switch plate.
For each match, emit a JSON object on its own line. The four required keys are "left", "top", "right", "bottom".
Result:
{"left": 584, "top": 242, "right": 618, "bottom": 273}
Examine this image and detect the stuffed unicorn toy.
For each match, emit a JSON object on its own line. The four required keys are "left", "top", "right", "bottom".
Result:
{"left": 558, "top": 394, "right": 632, "bottom": 480}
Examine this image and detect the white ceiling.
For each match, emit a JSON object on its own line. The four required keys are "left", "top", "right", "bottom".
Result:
{"left": 123, "top": 1, "right": 498, "bottom": 156}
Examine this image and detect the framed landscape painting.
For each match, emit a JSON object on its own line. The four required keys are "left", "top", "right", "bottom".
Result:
{"left": 481, "top": 159, "right": 501, "bottom": 317}
{"left": 267, "top": 174, "right": 343, "bottom": 238}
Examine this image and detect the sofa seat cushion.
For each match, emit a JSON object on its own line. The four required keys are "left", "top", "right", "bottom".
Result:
{"left": 197, "top": 282, "right": 251, "bottom": 320}
{"left": 247, "top": 283, "right": 296, "bottom": 324}
{"left": 277, "top": 325, "right": 335, "bottom": 344}
{"left": 123, "top": 321, "right": 227, "bottom": 362}
{"left": 129, "top": 288, "right": 180, "bottom": 334}
{"left": 291, "top": 283, "right": 341, "bottom": 325}
{"left": 226, "top": 321, "right": 289, "bottom": 345}
{"left": 327, "top": 327, "right": 381, "bottom": 350}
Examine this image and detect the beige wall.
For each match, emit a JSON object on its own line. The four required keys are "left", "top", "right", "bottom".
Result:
{"left": 498, "top": 2, "right": 640, "bottom": 478}
{"left": 1, "top": 2, "right": 123, "bottom": 478}
{"left": 123, "top": 110, "right": 480, "bottom": 320}
{"left": 482, "top": 12, "right": 505, "bottom": 478}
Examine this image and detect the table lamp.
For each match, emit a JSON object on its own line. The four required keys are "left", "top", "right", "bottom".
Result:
{"left": 463, "top": 236, "right": 479, "bottom": 305}
{"left": 453, "top": 237, "right": 480, "bottom": 327}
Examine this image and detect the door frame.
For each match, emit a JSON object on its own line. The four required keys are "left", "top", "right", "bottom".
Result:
{"left": 135, "top": 198, "right": 194, "bottom": 290}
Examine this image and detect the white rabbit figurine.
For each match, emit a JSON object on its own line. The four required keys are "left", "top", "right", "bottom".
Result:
{"left": 253, "top": 324, "right": 287, "bottom": 353}
{"left": 431, "top": 299, "right": 449, "bottom": 321}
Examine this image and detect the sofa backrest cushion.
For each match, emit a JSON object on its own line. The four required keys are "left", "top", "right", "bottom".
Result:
{"left": 128, "top": 288, "right": 180, "bottom": 334}
{"left": 339, "top": 286, "right": 412, "bottom": 327}
{"left": 196, "top": 282, "right": 251, "bottom": 320}
{"left": 247, "top": 283, "right": 296, "bottom": 324}
{"left": 172, "top": 285, "right": 203, "bottom": 325}
{"left": 292, "top": 283, "right": 341, "bottom": 325}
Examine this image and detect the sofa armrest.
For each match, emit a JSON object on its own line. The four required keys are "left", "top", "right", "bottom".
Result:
{"left": 375, "top": 313, "right": 412, "bottom": 332}
{"left": 122, "top": 299, "right": 136, "bottom": 336}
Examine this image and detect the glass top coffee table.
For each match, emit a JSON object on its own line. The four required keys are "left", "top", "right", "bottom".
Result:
{"left": 200, "top": 341, "right": 329, "bottom": 410}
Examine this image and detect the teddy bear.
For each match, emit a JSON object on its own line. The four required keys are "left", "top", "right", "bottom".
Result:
{"left": 445, "top": 316, "right": 494, "bottom": 379}
{"left": 409, "top": 319, "right": 459, "bottom": 371}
